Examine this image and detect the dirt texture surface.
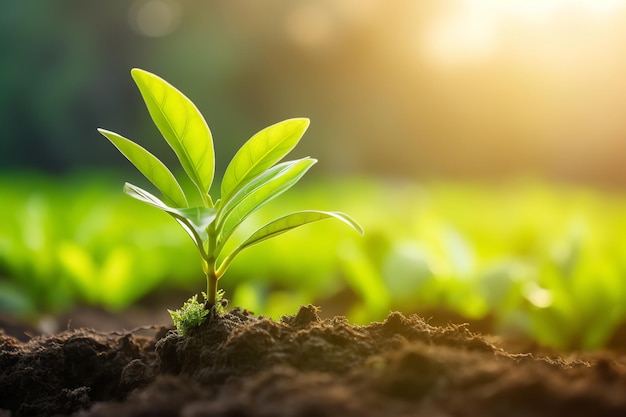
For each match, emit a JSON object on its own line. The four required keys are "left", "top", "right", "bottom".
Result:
{"left": 1, "top": 305, "right": 626, "bottom": 417}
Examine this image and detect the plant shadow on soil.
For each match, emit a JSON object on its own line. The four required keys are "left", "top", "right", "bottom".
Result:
{"left": 1, "top": 305, "right": 626, "bottom": 417}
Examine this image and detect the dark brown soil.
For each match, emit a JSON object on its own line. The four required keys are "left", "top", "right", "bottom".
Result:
{"left": 1, "top": 305, "right": 626, "bottom": 417}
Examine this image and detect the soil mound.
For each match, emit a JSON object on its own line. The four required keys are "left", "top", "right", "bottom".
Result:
{"left": 1, "top": 306, "right": 625, "bottom": 416}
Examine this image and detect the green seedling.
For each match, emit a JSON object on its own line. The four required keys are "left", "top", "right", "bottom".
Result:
{"left": 98, "top": 68, "right": 363, "bottom": 325}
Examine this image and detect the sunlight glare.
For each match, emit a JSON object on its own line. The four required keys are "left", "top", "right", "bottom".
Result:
{"left": 285, "top": 3, "right": 334, "bottom": 48}
{"left": 422, "top": 0, "right": 626, "bottom": 66}
{"left": 129, "top": 0, "right": 182, "bottom": 38}
{"left": 422, "top": 3, "right": 498, "bottom": 65}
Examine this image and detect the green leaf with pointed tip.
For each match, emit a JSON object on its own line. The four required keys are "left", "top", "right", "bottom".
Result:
{"left": 98, "top": 128, "right": 188, "bottom": 208}
{"left": 217, "top": 210, "right": 363, "bottom": 276}
{"left": 239, "top": 210, "right": 363, "bottom": 249}
{"left": 221, "top": 118, "right": 310, "bottom": 201}
{"left": 123, "top": 183, "right": 216, "bottom": 253}
{"left": 217, "top": 158, "right": 317, "bottom": 243}
{"left": 131, "top": 68, "right": 215, "bottom": 201}
{"left": 218, "top": 159, "right": 310, "bottom": 224}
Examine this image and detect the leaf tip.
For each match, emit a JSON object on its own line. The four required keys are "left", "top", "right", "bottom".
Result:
{"left": 130, "top": 67, "right": 147, "bottom": 78}
{"left": 334, "top": 211, "right": 364, "bottom": 236}
{"left": 130, "top": 68, "right": 154, "bottom": 87}
{"left": 346, "top": 219, "right": 364, "bottom": 237}
{"left": 122, "top": 182, "right": 134, "bottom": 193}
{"left": 290, "top": 118, "right": 311, "bottom": 134}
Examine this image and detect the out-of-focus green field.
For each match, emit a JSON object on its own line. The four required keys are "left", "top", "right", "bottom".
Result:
{"left": 2, "top": 172, "right": 626, "bottom": 350}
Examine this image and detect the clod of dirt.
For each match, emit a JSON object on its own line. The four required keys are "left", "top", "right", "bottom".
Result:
{"left": 0, "top": 328, "right": 157, "bottom": 417}
{"left": 2, "top": 306, "right": 626, "bottom": 417}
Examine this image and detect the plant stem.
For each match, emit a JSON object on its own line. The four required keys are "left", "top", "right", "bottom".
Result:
{"left": 205, "top": 221, "right": 218, "bottom": 308}
{"left": 206, "top": 263, "right": 218, "bottom": 307}
{"left": 200, "top": 189, "right": 213, "bottom": 208}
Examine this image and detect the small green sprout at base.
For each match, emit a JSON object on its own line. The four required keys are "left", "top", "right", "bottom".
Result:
{"left": 99, "top": 68, "right": 363, "bottom": 329}
{"left": 168, "top": 291, "right": 225, "bottom": 334}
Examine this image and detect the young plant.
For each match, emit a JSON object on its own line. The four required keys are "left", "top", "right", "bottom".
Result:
{"left": 98, "top": 68, "right": 363, "bottom": 318}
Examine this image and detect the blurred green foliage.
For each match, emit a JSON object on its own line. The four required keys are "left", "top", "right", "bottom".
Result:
{"left": 2, "top": 173, "right": 626, "bottom": 350}
{"left": 0, "top": 172, "right": 200, "bottom": 315}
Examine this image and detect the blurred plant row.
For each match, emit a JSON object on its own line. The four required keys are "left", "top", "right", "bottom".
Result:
{"left": 2, "top": 172, "right": 626, "bottom": 350}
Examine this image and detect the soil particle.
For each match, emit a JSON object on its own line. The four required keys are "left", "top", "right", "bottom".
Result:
{"left": 2, "top": 305, "right": 626, "bottom": 416}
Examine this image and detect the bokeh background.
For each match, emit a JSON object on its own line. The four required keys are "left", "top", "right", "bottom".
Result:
{"left": 3, "top": 0, "right": 626, "bottom": 349}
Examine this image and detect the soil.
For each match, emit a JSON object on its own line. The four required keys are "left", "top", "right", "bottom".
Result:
{"left": 1, "top": 305, "right": 626, "bottom": 417}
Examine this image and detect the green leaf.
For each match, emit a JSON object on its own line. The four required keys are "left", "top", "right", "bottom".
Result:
{"left": 239, "top": 210, "right": 363, "bottom": 249}
{"left": 98, "top": 128, "right": 188, "bottom": 208}
{"left": 177, "top": 207, "right": 219, "bottom": 239}
{"left": 131, "top": 68, "right": 215, "bottom": 202}
{"left": 218, "top": 159, "right": 311, "bottom": 223}
{"left": 217, "top": 210, "right": 363, "bottom": 276}
{"left": 123, "top": 183, "right": 216, "bottom": 254}
{"left": 217, "top": 158, "right": 317, "bottom": 242}
{"left": 221, "top": 118, "right": 310, "bottom": 201}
